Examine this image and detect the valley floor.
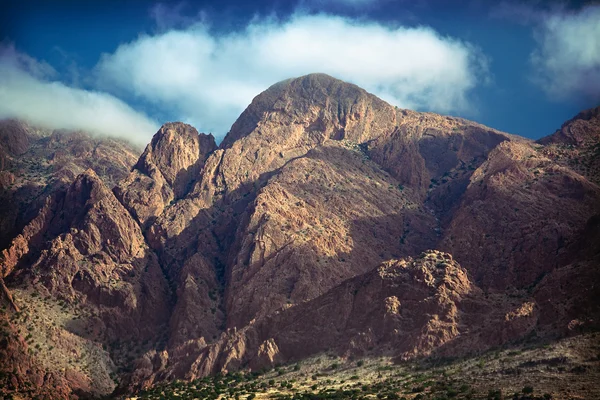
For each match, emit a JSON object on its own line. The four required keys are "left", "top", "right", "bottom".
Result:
{"left": 126, "top": 332, "right": 600, "bottom": 400}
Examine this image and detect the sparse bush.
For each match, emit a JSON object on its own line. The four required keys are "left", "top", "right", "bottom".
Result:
{"left": 487, "top": 389, "right": 502, "bottom": 400}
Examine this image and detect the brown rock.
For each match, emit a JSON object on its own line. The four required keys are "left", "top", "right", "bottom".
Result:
{"left": 0, "top": 120, "right": 140, "bottom": 251}
{"left": 2, "top": 76, "right": 599, "bottom": 397}
{"left": 130, "top": 250, "right": 540, "bottom": 385}
{"left": 115, "top": 122, "right": 216, "bottom": 227}
{"left": 537, "top": 106, "right": 600, "bottom": 184}
{"left": 440, "top": 140, "right": 600, "bottom": 289}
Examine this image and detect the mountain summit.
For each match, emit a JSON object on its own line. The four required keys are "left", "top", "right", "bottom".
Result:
{"left": 1, "top": 75, "right": 599, "bottom": 398}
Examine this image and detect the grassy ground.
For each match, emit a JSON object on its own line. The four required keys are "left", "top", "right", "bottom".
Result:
{"left": 126, "top": 332, "right": 600, "bottom": 400}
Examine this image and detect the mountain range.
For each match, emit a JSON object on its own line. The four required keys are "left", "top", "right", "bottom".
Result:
{"left": 0, "top": 73, "right": 599, "bottom": 399}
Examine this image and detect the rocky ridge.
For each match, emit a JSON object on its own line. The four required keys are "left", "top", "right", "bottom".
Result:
{"left": 0, "top": 120, "right": 139, "bottom": 251}
{"left": 0, "top": 74, "right": 599, "bottom": 398}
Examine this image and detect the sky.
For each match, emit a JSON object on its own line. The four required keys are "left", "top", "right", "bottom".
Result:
{"left": 0, "top": 0, "right": 599, "bottom": 145}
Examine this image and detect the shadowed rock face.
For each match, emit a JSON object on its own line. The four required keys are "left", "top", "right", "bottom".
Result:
{"left": 128, "top": 251, "right": 542, "bottom": 385}
{"left": 440, "top": 140, "right": 600, "bottom": 289}
{"left": 1, "top": 74, "right": 599, "bottom": 398}
{"left": 0, "top": 121, "right": 140, "bottom": 251}
{"left": 114, "top": 122, "right": 217, "bottom": 228}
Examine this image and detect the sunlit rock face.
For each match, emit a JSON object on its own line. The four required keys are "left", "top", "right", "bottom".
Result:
{"left": 1, "top": 75, "right": 599, "bottom": 398}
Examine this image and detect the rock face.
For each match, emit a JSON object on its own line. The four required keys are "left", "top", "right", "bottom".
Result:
{"left": 224, "top": 143, "right": 438, "bottom": 329}
{"left": 115, "top": 122, "right": 217, "bottom": 227}
{"left": 440, "top": 140, "right": 600, "bottom": 289}
{"left": 128, "top": 250, "right": 543, "bottom": 386}
{"left": 0, "top": 120, "right": 139, "bottom": 251}
{"left": 28, "top": 170, "right": 170, "bottom": 338}
{"left": 1, "top": 74, "right": 599, "bottom": 398}
{"left": 1, "top": 169, "right": 171, "bottom": 398}
{"left": 537, "top": 106, "right": 600, "bottom": 184}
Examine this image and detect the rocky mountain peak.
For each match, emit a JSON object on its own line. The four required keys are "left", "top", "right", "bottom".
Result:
{"left": 135, "top": 122, "right": 217, "bottom": 197}
{"left": 538, "top": 105, "right": 600, "bottom": 147}
{"left": 536, "top": 105, "right": 600, "bottom": 184}
{"left": 1, "top": 76, "right": 600, "bottom": 399}
{"left": 567, "top": 105, "right": 600, "bottom": 127}
{"left": 66, "top": 168, "right": 107, "bottom": 205}
{"left": 115, "top": 122, "right": 217, "bottom": 227}
{"left": 220, "top": 73, "right": 395, "bottom": 148}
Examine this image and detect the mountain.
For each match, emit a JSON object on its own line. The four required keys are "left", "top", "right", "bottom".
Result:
{"left": 0, "top": 74, "right": 598, "bottom": 399}
{"left": 0, "top": 120, "right": 140, "bottom": 251}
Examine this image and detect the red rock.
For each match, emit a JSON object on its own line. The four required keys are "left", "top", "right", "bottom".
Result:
{"left": 1, "top": 75, "right": 599, "bottom": 397}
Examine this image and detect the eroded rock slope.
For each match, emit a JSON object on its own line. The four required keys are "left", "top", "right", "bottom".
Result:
{"left": 1, "top": 74, "right": 599, "bottom": 398}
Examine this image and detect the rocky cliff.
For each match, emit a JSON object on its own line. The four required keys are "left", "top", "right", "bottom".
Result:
{"left": 1, "top": 74, "right": 599, "bottom": 398}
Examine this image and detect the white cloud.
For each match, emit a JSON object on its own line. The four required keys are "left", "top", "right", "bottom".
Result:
{"left": 0, "top": 44, "right": 57, "bottom": 79}
{"left": 95, "top": 13, "right": 488, "bottom": 140}
{"left": 0, "top": 45, "right": 159, "bottom": 146}
{"left": 531, "top": 5, "right": 600, "bottom": 100}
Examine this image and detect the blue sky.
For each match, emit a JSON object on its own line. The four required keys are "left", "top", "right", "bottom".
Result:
{"left": 0, "top": 0, "right": 599, "bottom": 144}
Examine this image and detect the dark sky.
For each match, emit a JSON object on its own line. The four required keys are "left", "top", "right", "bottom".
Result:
{"left": 1, "top": 0, "right": 599, "bottom": 141}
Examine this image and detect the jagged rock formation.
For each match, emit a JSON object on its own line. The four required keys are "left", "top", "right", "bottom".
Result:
{"left": 538, "top": 106, "right": 600, "bottom": 184}
{"left": 1, "top": 168, "right": 171, "bottom": 397}
{"left": 115, "top": 122, "right": 217, "bottom": 228}
{"left": 129, "top": 250, "right": 544, "bottom": 387}
{"left": 0, "top": 120, "right": 139, "bottom": 251}
{"left": 1, "top": 74, "right": 599, "bottom": 398}
{"left": 440, "top": 140, "right": 600, "bottom": 289}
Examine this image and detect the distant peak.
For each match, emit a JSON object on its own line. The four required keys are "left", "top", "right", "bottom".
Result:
{"left": 538, "top": 105, "right": 600, "bottom": 146}
{"left": 571, "top": 105, "right": 600, "bottom": 122}
{"left": 152, "top": 122, "right": 202, "bottom": 142}
{"left": 132, "top": 121, "right": 217, "bottom": 198}
{"left": 220, "top": 73, "right": 382, "bottom": 148}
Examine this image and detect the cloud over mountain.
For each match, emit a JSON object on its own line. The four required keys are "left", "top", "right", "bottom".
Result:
{"left": 0, "top": 44, "right": 159, "bottom": 145}
{"left": 95, "top": 13, "right": 488, "bottom": 139}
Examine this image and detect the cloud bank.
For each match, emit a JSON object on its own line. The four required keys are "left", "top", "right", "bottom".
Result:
{"left": 531, "top": 5, "right": 600, "bottom": 101}
{"left": 95, "top": 14, "right": 488, "bottom": 140}
{"left": 0, "top": 45, "right": 159, "bottom": 145}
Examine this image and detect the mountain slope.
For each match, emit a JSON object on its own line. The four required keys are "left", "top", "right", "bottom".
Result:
{"left": 538, "top": 106, "right": 600, "bottom": 184}
{"left": 0, "top": 120, "right": 139, "bottom": 251}
{"left": 0, "top": 74, "right": 599, "bottom": 399}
